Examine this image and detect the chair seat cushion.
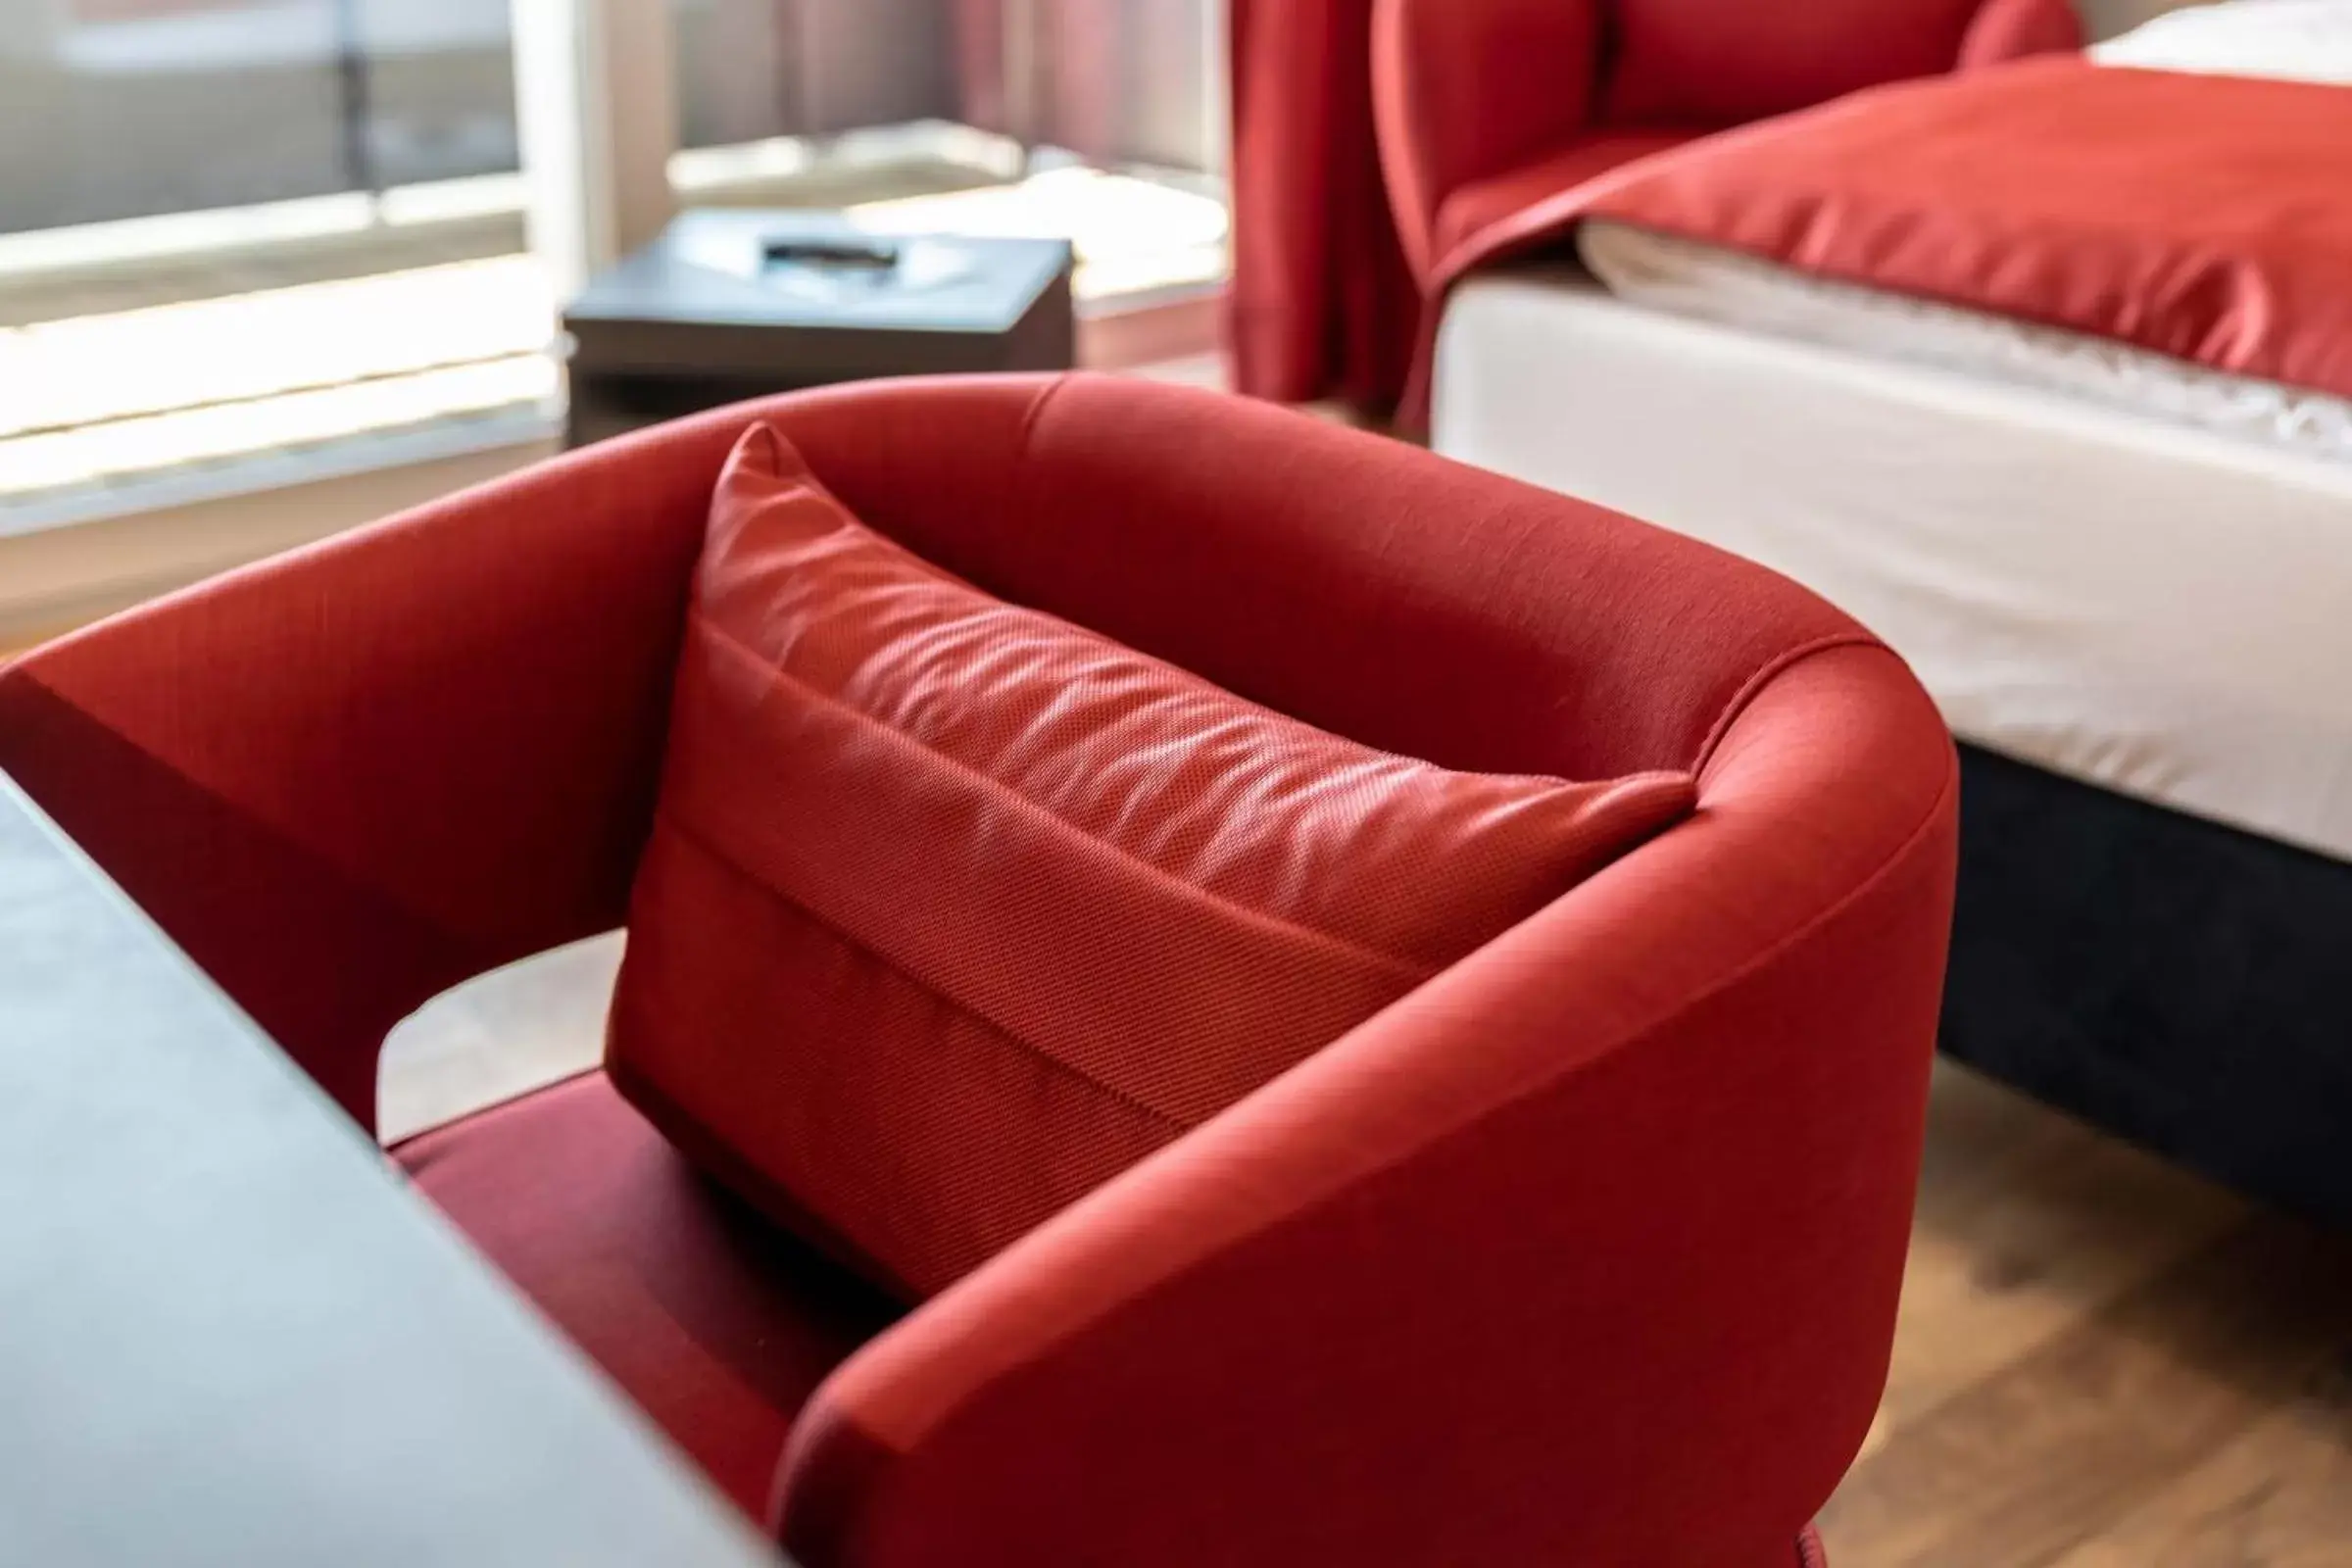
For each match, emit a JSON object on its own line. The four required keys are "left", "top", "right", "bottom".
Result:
{"left": 607, "top": 424, "right": 1699, "bottom": 1298}
{"left": 394, "top": 1070, "right": 900, "bottom": 1517}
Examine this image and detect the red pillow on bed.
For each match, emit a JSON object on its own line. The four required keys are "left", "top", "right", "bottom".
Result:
{"left": 606, "top": 423, "right": 1697, "bottom": 1298}
{"left": 1606, "top": 0, "right": 1982, "bottom": 124}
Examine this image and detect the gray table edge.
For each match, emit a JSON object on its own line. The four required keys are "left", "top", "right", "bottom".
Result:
{"left": 0, "top": 771, "right": 784, "bottom": 1567}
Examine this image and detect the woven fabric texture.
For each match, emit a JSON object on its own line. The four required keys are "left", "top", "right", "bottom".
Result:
{"left": 610, "top": 423, "right": 1696, "bottom": 1296}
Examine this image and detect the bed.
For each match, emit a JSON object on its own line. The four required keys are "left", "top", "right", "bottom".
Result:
{"left": 1429, "top": 1, "right": 2352, "bottom": 1224}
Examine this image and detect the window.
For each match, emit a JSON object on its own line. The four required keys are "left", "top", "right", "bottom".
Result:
{"left": 0, "top": 0, "right": 519, "bottom": 234}
{"left": 667, "top": 0, "right": 1228, "bottom": 303}
{"left": 0, "top": 0, "right": 1228, "bottom": 521}
{"left": 0, "top": 0, "right": 547, "bottom": 514}
{"left": 670, "top": 0, "right": 1219, "bottom": 171}
{"left": 672, "top": 0, "right": 960, "bottom": 152}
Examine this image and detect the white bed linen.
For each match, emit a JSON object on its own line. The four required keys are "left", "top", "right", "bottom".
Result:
{"left": 1434, "top": 268, "right": 2352, "bottom": 862}
{"left": 1568, "top": 3, "right": 2352, "bottom": 462}
{"left": 1576, "top": 220, "right": 2352, "bottom": 467}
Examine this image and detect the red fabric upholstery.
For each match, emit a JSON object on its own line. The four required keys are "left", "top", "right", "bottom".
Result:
{"left": 1265, "top": 0, "right": 2085, "bottom": 416}
{"left": 1558, "top": 59, "right": 2352, "bottom": 407}
{"left": 615, "top": 423, "right": 1695, "bottom": 1297}
{"left": 1606, "top": 0, "right": 1984, "bottom": 125}
{"left": 394, "top": 1071, "right": 901, "bottom": 1518}
{"left": 0, "top": 373, "right": 1954, "bottom": 1566}
{"left": 780, "top": 640, "right": 1951, "bottom": 1568}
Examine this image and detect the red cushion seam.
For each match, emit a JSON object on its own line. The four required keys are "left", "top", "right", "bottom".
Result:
{"left": 1692, "top": 632, "right": 1887, "bottom": 776}
{"left": 647, "top": 808, "right": 1189, "bottom": 1136}
{"left": 1014, "top": 371, "right": 1076, "bottom": 461}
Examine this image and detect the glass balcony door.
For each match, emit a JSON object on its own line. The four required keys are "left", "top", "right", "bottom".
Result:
{"left": 0, "top": 0, "right": 1229, "bottom": 512}
{"left": 0, "top": 0, "right": 519, "bottom": 236}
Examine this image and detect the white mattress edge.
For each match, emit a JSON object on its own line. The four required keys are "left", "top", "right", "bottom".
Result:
{"left": 1433, "top": 270, "right": 2352, "bottom": 864}
{"left": 1576, "top": 220, "right": 2352, "bottom": 469}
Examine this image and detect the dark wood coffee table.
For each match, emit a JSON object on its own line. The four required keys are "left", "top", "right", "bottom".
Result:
{"left": 563, "top": 208, "right": 1076, "bottom": 447}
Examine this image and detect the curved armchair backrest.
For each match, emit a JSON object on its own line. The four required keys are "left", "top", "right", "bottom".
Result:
{"left": 751, "top": 378, "right": 1958, "bottom": 1564}
{"left": 0, "top": 374, "right": 1959, "bottom": 1565}
{"left": 0, "top": 371, "right": 1883, "bottom": 1122}
{"left": 778, "top": 374, "right": 1866, "bottom": 784}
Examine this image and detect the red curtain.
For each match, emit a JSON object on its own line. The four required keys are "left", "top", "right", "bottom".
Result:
{"left": 1226, "top": 0, "right": 1416, "bottom": 410}
{"left": 955, "top": 0, "right": 1013, "bottom": 134}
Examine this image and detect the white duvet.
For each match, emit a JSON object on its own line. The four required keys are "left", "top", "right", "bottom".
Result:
{"left": 2091, "top": 0, "right": 2352, "bottom": 83}
{"left": 1571, "top": 0, "right": 2352, "bottom": 466}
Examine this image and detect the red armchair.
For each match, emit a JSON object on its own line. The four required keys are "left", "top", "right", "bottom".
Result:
{"left": 0, "top": 374, "right": 1957, "bottom": 1565}
{"left": 1372, "top": 0, "right": 2083, "bottom": 287}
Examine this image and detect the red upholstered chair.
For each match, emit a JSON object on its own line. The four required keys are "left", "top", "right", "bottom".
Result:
{"left": 1373, "top": 0, "right": 2083, "bottom": 287}
{"left": 0, "top": 374, "right": 1956, "bottom": 1566}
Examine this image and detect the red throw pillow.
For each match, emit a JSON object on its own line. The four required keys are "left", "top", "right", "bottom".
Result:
{"left": 608, "top": 424, "right": 1696, "bottom": 1298}
{"left": 1606, "top": 0, "right": 1981, "bottom": 125}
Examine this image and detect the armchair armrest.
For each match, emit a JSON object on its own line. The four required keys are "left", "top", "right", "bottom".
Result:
{"left": 0, "top": 417, "right": 738, "bottom": 1130}
{"left": 1959, "top": 0, "right": 2084, "bottom": 69}
{"left": 1373, "top": 0, "right": 1605, "bottom": 282}
{"left": 780, "top": 644, "right": 1959, "bottom": 1566}
{"left": 0, "top": 372, "right": 1098, "bottom": 1136}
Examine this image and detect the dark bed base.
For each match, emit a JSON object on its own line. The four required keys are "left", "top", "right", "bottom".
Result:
{"left": 1942, "top": 746, "right": 2352, "bottom": 1227}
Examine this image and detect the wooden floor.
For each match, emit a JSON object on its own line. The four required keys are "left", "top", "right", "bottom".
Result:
{"left": 1821, "top": 1066, "right": 2352, "bottom": 1566}
{"left": 386, "top": 939, "right": 2352, "bottom": 1565}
